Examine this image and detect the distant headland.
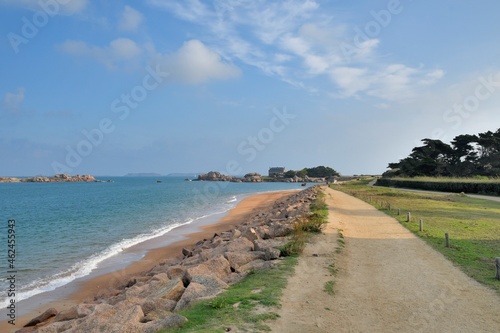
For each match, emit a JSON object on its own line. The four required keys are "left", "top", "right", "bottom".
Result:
{"left": 0, "top": 174, "right": 98, "bottom": 183}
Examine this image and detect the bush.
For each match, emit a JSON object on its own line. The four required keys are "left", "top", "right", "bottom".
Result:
{"left": 375, "top": 177, "right": 500, "bottom": 195}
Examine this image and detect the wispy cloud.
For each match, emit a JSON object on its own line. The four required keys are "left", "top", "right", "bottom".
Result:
{"left": 3, "top": 87, "right": 25, "bottom": 113}
{"left": 58, "top": 38, "right": 142, "bottom": 69}
{"left": 118, "top": 5, "right": 144, "bottom": 32}
{"left": 148, "top": 0, "right": 443, "bottom": 102}
{"left": 330, "top": 64, "right": 444, "bottom": 101}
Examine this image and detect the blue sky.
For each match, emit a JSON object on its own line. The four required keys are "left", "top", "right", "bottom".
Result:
{"left": 1, "top": 0, "right": 500, "bottom": 176}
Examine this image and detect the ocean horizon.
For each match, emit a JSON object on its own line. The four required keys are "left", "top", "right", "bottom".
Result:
{"left": 0, "top": 177, "right": 310, "bottom": 309}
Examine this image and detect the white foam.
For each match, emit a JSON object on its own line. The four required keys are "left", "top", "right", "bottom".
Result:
{"left": 0, "top": 197, "right": 243, "bottom": 307}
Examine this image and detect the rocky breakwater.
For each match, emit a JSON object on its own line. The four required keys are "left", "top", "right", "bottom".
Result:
{"left": 0, "top": 174, "right": 97, "bottom": 183}
{"left": 20, "top": 187, "right": 320, "bottom": 333}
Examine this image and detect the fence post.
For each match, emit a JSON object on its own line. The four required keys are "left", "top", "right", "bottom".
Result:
{"left": 445, "top": 233, "right": 450, "bottom": 248}
{"left": 397, "top": 209, "right": 400, "bottom": 215}
{"left": 406, "top": 212, "right": 411, "bottom": 222}
{"left": 419, "top": 219, "right": 423, "bottom": 232}
{"left": 496, "top": 258, "right": 500, "bottom": 280}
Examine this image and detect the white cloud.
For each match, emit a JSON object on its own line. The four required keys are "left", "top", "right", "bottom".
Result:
{"left": 3, "top": 87, "right": 25, "bottom": 112}
{"left": 118, "top": 6, "right": 144, "bottom": 32}
{"left": 0, "top": 0, "right": 88, "bottom": 15}
{"left": 155, "top": 39, "right": 240, "bottom": 84}
{"left": 148, "top": 0, "right": 443, "bottom": 101}
{"left": 330, "top": 67, "right": 371, "bottom": 97}
{"left": 148, "top": 0, "right": 212, "bottom": 22}
{"left": 368, "top": 65, "right": 443, "bottom": 101}
{"left": 59, "top": 38, "right": 142, "bottom": 69}
{"left": 330, "top": 64, "right": 445, "bottom": 101}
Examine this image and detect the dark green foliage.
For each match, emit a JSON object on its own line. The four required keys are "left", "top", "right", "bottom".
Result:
{"left": 385, "top": 128, "right": 500, "bottom": 177}
{"left": 376, "top": 178, "right": 500, "bottom": 195}
{"left": 283, "top": 166, "right": 340, "bottom": 178}
{"left": 304, "top": 166, "right": 340, "bottom": 178}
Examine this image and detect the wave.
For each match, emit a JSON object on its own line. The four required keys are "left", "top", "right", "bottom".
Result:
{"left": 0, "top": 196, "right": 243, "bottom": 308}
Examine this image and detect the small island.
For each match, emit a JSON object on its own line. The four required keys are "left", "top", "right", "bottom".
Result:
{"left": 0, "top": 174, "right": 97, "bottom": 183}
{"left": 195, "top": 166, "right": 341, "bottom": 183}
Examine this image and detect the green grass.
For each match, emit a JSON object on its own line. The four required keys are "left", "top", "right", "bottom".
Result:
{"left": 323, "top": 280, "right": 335, "bottom": 295}
{"left": 161, "top": 256, "right": 298, "bottom": 333}
{"left": 279, "top": 190, "right": 329, "bottom": 256}
{"left": 332, "top": 179, "right": 500, "bottom": 293}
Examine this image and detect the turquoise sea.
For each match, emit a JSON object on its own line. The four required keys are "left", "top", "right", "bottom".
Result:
{"left": 0, "top": 177, "right": 309, "bottom": 308}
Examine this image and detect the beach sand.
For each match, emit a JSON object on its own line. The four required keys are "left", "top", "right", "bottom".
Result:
{"left": 2, "top": 190, "right": 297, "bottom": 333}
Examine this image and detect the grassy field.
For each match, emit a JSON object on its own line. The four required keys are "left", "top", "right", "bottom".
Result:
{"left": 332, "top": 179, "right": 500, "bottom": 293}
{"left": 162, "top": 190, "right": 328, "bottom": 332}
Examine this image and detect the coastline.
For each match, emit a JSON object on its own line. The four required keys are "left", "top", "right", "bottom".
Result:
{"left": 1, "top": 190, "right": 298, "bottom": 332}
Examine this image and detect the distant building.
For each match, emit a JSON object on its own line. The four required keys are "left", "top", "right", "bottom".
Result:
{"left": 268, "top": 167, "right": 286, "bottom": 177}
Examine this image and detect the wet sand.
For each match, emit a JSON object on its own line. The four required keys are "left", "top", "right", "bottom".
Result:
{"left": 1, "top": 190, "right": 297, "bottom": 332}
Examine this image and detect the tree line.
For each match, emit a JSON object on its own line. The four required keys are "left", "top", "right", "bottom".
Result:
{"left": 284, "top": 166, "right": 340, "bottom": 178}
{"left": 385, "top": 128, "right": 500, "bottom": 177}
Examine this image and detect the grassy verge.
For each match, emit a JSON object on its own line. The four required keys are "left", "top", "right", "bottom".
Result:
{"left": 162, "top": 255, "right": 298, "bottom": 333}
{"left": 162, "top": 188, "right": 329, "bottom": 332}
{"left": 279, "top": 190, "right": 328, "bottom": 256}
{"left": 332, "top": 179, "right": 500, "bottom": 293}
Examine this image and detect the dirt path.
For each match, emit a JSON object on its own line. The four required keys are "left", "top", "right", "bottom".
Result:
{"left": 268, "top": 187, "right": 500, "bottom": 333}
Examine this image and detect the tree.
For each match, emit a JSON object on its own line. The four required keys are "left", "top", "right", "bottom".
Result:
{"left": 296, "top": 168, "right": 307, "bottom": 178}
{"left": 304, "top": 166, "right": 340, "bottom": 178}
{"left": 385, "top": 128, "right": 500, "bottom": 177}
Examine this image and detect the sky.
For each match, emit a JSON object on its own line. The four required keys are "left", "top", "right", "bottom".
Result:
{"left": 1, "top": 0, "right": 500, "bottom": 177}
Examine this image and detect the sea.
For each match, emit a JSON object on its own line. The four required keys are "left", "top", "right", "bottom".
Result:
{"left": 0, "top": 177, "right": 310, "bottom": 310}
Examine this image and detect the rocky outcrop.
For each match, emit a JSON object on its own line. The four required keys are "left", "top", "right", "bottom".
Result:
{"left": 197, "top": 171, "right": 236, "bottom": 182}
{"left": 24, "top": 308, "right": 58, "bottom": 327}
{"left": 243, "top": 173, "right": 262, "bottom": 182}
{"left": 0, "top": 174, "right": 97, "bottom": 183}
{"left": 22, "top": 186, "right": 320, "bottom": 333}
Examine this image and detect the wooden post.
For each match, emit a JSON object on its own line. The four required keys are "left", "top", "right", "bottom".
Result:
{"left": 419, "top": 219, "right": 423, "bottom": 232}
{"left": 406, "top": 212, "right": 411, "bottom": 222}
{"left": 388, "top": 203, "right": 392, "bottom": 211}
{"left": 445, "top": 233, "right": 450, "bottom": 248}
{"left": 496, "top": 258, "right": 500, "bottom": 280}
{"left": 397, "top": 209, "right": 400, "bottom": 215}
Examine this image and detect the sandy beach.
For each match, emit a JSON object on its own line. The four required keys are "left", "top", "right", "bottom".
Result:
{"left": 2, "top": 190, "right": 297, "bottom": 333}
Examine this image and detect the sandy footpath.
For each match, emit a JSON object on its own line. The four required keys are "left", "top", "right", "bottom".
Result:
{"left": 269, "top": 186, "right": 500, "bottom": 333}
{"left": 2, "top": 190, "right": 297, "bottom": 333}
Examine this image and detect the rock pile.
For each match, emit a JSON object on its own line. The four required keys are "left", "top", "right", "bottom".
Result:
{"left": 20, "top": 187, "right": 319, "bottom": 333}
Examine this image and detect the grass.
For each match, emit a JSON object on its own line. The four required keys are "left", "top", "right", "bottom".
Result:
{"left": 279, "top": 190, "right": 328, "bottom": 256}
{"left": 323, "top": 280, "right": 336, "bottom": 295}
{"left": 161, "top": 255, "right": 298, "bottom": 333}
{"left": 161, "top": 187, "right": 330, "bottom": 332}
{"left": 336, "top": 229, "right": 345, "bottom": 254}
{"left": 332, "top": 179, "right": 500, "bottom": 293}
